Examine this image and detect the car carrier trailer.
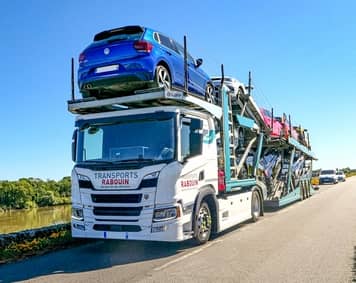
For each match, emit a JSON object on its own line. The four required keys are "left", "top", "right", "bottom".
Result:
{"left": 68, "top": 71, "right": 316, "bottom": 244}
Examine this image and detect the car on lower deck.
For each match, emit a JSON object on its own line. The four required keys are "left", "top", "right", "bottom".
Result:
{"left": 77, "top": 25, "right": 214, "bottom": 100}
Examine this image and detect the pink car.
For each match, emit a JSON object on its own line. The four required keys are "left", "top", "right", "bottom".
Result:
{"left": 259, "top": 108, "right": 283, "bottom": 138}
{"left": 275, "top": 116, "right": 299, "bottom": 140}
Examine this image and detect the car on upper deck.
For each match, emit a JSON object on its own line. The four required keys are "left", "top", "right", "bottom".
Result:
{"left": 259, "top": 108, "right": 283, "bottom": 138}
{"left": 275, "top": 115, "right": 299, "bottom": 140}
{"left": 77, "top": 25, "right": 214, "bottom": 100}
{"left": 211, "top": 76, "right": 246, "bottom": 95}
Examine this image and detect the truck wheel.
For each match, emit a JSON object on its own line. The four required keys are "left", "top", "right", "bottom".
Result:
{"left": 194, "top": 201, "right": 212, "bottom": 244}
{"left": 251, "top": 190, "right": 261, "bottom": 222}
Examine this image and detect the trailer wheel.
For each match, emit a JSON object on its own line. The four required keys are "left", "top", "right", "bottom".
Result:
{"left": 194, "top": 201, "right": 212, "bottom": 244}
{"left": 155, "top": 65, "right": 171, "bottom": 90}
{"left": 251, "top": 190, "right": 261, "bottom": 222}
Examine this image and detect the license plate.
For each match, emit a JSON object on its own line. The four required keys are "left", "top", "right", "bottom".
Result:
{"left": 95, "top": 64, "right": 119, "bottom": 73}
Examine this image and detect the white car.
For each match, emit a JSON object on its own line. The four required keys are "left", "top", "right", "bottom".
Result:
{"left": 319, "top": 169, "right": 338, "bottom": 184}
{"left": 337, "top": 171, "right": 346, "bottom": 182}
{"left": 211, "top": 76, "right": 247, "bottom": 97}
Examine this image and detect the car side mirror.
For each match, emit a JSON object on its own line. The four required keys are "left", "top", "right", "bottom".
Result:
{"left": 196, "top": 58, "right": 203, "bottom": 68}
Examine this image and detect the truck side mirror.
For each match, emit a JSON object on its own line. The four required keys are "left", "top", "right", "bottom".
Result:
{"left": 72, "top": 129, "right": 78, "bottom": 162}
{"left": 189, "top": 119, "right": 203, "bottom": 157}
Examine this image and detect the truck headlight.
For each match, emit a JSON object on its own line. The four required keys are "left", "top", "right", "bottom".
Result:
{"left": 72, "top": 207, "right": 84, "bottom": 221}
{"left": 153, "top": 206, "right": 181, "bottom": 222}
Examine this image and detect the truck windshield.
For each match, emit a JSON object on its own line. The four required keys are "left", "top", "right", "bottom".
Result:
{"left": 76, "top": 115, "right": 176, "bottom": 164}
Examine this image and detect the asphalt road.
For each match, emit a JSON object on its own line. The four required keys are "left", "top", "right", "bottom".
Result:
{"left": 1, "top": 177, "right": 356, "bottom": 283}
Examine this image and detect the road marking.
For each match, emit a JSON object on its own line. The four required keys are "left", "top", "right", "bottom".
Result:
{"left": 153, "top": 240, "right": 222, "bottom": 271}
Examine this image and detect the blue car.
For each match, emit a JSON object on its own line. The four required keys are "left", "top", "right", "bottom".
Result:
{"left": 78, "top": 25, "right": 214, "bottom": 100}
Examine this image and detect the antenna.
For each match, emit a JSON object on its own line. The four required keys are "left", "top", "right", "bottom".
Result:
{"left": 220, "top": 64, "right": 225, "bottom": 85}
{"left": 71, "top": 57, "right": 75, "bottom": 101}
{"left": 248, "top": 71, "right": 252, "bottom": 97}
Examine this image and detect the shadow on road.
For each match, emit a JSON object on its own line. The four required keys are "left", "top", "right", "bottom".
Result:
{"left": 0, "top": 239, "right": 197, "bottom": 282}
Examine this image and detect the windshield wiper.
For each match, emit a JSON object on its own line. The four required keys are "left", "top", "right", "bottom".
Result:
{"left": 80, "top": 160, "right": 114, "bottom": 164}
{"left": 113, "top": 158, "right": 156, "bottom": 163}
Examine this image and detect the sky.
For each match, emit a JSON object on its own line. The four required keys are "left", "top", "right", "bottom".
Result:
{"left": 1, "top": 0, "right": 356, "bottom": 180}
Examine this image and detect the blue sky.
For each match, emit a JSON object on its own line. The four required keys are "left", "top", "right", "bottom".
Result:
{"left": 1, "top": 0, "right": 356, "bottom": 180}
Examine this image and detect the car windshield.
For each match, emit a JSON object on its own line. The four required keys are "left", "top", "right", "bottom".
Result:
{"left": 337, "top": 171, "right": 344, "bottom": 175}
{"left": 320, "top": 170, "right": 335, "bottom": 175}
{"left": 76, "top": 114, "right": 176, "bottom": 163}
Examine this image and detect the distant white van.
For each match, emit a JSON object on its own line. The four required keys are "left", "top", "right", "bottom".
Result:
{"left": 319, "top": 169, "right": 338, "bottom": 184}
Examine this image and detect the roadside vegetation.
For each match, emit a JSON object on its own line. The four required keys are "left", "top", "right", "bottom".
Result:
{"left": 0, "top": 225, "right": 77, "bottom": 263}
{"left": 0, "top": 177, "right": 71, "bottom": 210}
{"left": 345, "top": 169, "right": 356, "bottom": 178}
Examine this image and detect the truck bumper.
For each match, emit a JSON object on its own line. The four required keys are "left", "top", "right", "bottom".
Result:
{"left": 71, "top": 217, "right": 191, "bottom": 242}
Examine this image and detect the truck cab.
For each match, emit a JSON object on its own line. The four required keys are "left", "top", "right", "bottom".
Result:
{"left": 70, "top": 94, "right": 221, "bottom": 242}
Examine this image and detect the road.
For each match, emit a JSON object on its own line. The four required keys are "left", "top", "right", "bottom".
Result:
{"left": 1, "top": 177, "right": 356, "bottom": 283}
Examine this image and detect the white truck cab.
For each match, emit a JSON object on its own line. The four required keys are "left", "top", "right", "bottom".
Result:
{"left": 71, "top": 103, "right": 223, "bottom": 242}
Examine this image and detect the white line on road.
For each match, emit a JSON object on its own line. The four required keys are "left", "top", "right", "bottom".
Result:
{"left": 153, "top": 239, "right": 223, "bottom": 271}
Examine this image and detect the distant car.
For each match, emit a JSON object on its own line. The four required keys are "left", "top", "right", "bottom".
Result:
{"left": 211, "top": 76, "right": 246, "bottom": 97}
{"left": 336, "top": 171, "right": 346, "bottom": 182}
{"left": 311, "top": 170, "right": 320, "bottom": 189}
{"left": 259, "top": 108, "right": 283, "bottom": 138}
{"left": 319, "top": 169, "right": 338, "bottom": 184}
{"left": 78, "top": 25, "right": 214, "bottom": 100}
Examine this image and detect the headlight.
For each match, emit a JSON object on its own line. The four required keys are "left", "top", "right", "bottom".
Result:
{"left": 153, "top": 206, "right": 180, "bottom": 222}
{"left": 143, "top": 171, "right": 159, "bottom": 180}
{"left": 77, "top": 174, "right": 90, "bottom": 181}
{"left": 77, "top": 174, "right": 93, "bottom": 189}
{"left": 72, "top": 207, "right": 84, "bottom": 221}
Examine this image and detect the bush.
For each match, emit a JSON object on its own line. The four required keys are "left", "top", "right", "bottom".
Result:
{"left": 0, "top": 177, "right": 71, "bottom": 210}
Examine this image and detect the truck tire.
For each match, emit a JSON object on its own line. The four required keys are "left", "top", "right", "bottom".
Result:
{"left": 251, "top": 190, "right": 261, "bottom": 222}
{"left": 194, "top": 201, "right": 212, "bottom": 244}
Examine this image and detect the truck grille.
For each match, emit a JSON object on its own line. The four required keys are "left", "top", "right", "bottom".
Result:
{"left": 93, "top": 206, "right": 142, "bottom": 216}
{"left": 91, "top": 194, "right": 142, "bottom": 203}
{"left": 93, "top": 224, "right": 141, "bottom": 232}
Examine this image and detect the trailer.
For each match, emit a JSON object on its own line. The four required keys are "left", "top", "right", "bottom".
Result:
{"left": 68, "top": 74, "right": 316, "bottom": 244}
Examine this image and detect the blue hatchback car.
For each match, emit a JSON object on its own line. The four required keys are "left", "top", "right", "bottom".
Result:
{"left": 78, "top": 25, "right": 214, "bottom": 100}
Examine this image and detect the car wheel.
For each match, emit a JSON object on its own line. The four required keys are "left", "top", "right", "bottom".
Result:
{"left": 205, "top": 83, "right": 214, "bottom": 103}
{"left": 194, "top": 201, "right": 212, "bottom": 244}
{"left": 155, "top": 65, "right": 171, "bottom": 90}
